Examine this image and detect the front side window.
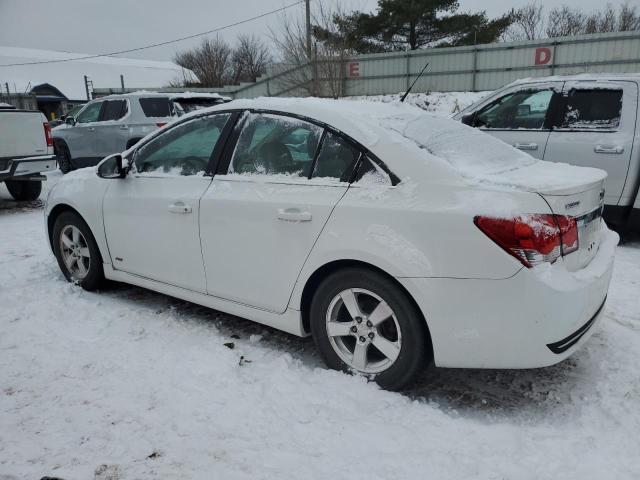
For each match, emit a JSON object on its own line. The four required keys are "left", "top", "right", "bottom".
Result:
{"left": 475, "top": 89, "right": 554, "bottom": 130}
{"left": 135, "top": 113, "right": 230, "bottom": 176}
{"left": 229, "top": 113, "right": 323, "bottom": 177}
{"left": 101, "top": 100, "right": 128, "bottom": 121}
{"left": 560, "top": 89, "right": 623, "bottom": 130}
{"left": 76, "top": 101, "right": 103, "bottom": 124}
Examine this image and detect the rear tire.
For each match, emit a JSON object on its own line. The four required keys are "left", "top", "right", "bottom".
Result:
{"left": 5, "top": 180, "right": 42, "bottom": 201}
{"left": 52, "top": 211, "right": 104, "bottom": 291}
{"left": 56, "top": 142, "right": 72, "bottom": 174}
{"left": 310, "top": 268, "right": 429, "bottom": 391}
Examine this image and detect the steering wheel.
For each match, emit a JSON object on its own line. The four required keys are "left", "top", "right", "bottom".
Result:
{"left": 180, "top": 156, "right": 207, "bottom": 176}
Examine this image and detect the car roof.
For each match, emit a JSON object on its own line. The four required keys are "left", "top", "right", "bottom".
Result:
{"left": 507, "top": 72, "right": 640, "bottom": 87}
{"left": 92, "top": 91, "right": 228, "bottom": 101}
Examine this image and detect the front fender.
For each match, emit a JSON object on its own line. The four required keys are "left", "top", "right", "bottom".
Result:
{"left": 45, "top": 167, "right": 111, "bottom": 265}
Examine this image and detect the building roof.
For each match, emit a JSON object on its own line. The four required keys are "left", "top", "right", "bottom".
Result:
{"left": 0, "top": 46, "right": 196, "bottom": 101}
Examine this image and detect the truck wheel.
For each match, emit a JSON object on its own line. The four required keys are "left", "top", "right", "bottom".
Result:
{"left": 56, "top": 143, "right": 72, "bottom": 173}
{"left": 5, "top": 180, "right": 42, "bottom": 201}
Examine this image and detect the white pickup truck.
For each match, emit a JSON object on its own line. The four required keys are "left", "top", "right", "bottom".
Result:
{"left": 0, "top": 103, "right": 57, "bottom": 200}
{"left": 454, "top": 74, "right": 640, "bottom": 232}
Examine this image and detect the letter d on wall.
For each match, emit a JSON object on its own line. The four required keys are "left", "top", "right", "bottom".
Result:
{"left": 535, "top": 47, "right": 552, "bottom": 65}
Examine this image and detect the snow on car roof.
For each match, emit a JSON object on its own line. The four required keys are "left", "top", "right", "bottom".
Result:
{"left": 209, "top": 97, "right": 606, "bottom": 192}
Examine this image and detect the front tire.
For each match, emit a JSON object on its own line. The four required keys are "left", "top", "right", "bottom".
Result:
{"left": 52, "top": 211, "right": 104, "bottom": 290}
{"left": 310, "top": 268, "right": 429, "bottom": 390}
{"left": 5, "top": 180, "right": 42, "bottom": 201}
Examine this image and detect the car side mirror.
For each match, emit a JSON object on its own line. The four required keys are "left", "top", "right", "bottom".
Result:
{"left": 97, "top": 154, "right": 127, "bottom": 179}
{"left": 65, "top": 116, "right": 76, "bottom": 126}
{"left": 461, "top": 113, "right": 476, "bottom": 126}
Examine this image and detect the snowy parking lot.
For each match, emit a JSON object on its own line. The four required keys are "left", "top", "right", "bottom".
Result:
{"left": 1, "top": 169, "right": 640, "bottom": 480}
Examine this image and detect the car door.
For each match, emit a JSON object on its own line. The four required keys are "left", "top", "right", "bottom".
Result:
{"left": 92, "top": 99, "right": 130, "bottom": 157}
{"left": 543, "top": 80, "right": 638, "bottom": 206}
{"left": 102, "top": 112, "right": 232, "bottom": 293}
{"left": 469, "top": 82, "right": 563, "bottom": 159}
{"left": 200, "top": 112, "right": 360, "bottom": 313}
{"left": 64, "top": 100, "right": 104, "bottom": 163}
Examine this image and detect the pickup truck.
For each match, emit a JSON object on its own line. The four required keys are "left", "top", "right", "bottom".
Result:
{"left": 454, "top": 74, "right": 640, "bottom": 232}
{"left": 0, "top": 104, "right": 57, "bottom": 201}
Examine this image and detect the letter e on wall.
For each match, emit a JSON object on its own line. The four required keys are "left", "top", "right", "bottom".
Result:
{"left": 348, "top": 62, "right": 360, "bottom": 77}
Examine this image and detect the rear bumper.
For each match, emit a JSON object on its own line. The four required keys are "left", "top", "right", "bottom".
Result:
{"left": 399, "top": 225, "right": 617, "bottom": 369}
{"left": 0, "top": 155, "right": 57, "bottom": 181}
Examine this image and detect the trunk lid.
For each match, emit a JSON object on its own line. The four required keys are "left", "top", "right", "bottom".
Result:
{"left": 539, "top": 178, "right": 606, "bottom": 271}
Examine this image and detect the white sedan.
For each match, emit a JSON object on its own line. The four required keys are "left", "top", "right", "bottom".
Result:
{"left": 45, "top": 98, "right": 618, "bottom": 390}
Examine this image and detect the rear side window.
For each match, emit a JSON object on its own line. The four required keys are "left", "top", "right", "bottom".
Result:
{"left": 101, "top": 100, "right": 128, "bottom": 121}
{"left": 229, "top": 113, "right": 322, "bottom": 177}
{"left": 312, "top": 131, "right": 360, "bottom": 182}
{"left": 139, "top": 97, "right": 172, "bottom": 118}
{"left": 560, "top": 89, "right": 623, "bottom": 130}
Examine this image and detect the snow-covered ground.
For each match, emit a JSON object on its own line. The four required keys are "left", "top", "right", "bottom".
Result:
{"left": 1, "top": 94, "right": 640, "bottom": 479}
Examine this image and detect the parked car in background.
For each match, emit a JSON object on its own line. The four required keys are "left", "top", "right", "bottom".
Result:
{"left": 45, "top": 98, "right": 616, "bottom": 390}
{"left": 48, "top": 104, "right": 85, "bottom": 128}
{"left": 454, "top": 74, "right": 640, "bottom": 232}
{"left": 52, "top": 92, "right": 229, "bottom": 173}
{"left": 0, "top": 103, "right": 56, "bottom": 200}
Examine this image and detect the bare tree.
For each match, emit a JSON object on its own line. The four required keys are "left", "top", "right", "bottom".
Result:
{"left": 618, "top": 1, "right": 640, "bottom": 31}
{"left": 269, "top": 4, "right": 353, "bottom": 98}
{"left": 546, "top": 6, "right": 586, "bottom": 37}
{"left": 231, "top": 34, "right": 272, "bottom": 83}
{"left": 174, "top": 36, "right": 233, "bottom": 87}
{"left": 585, "top": 4, "right": 617, "bottom": 33}
{"left": 504, "top": 1, "right": 544, "bottom": 40}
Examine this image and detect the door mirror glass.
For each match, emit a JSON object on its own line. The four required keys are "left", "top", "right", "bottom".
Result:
{"left": 65, "top": 116, "right": 76, "bottom": 126}
{"left": 97, "top": 154, "right": 126, "bottom": 179}
{"left": 460, "top": 113, "right": 475, "bottom": 126}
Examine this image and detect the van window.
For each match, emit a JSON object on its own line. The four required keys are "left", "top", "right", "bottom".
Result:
{"left": 139, "top": 97, "right": 172, "bottom": 118}
{"left": 560, "top": 89, "right": 623, "bottom": 130}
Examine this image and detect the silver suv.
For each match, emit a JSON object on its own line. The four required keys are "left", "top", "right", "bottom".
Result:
{"left": 52, "top": 92, "right": 229, "bottom": 173}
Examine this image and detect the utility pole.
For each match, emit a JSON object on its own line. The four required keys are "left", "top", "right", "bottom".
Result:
{"left": 84, "top": 75, "right": 91, "bottom": 101}
{"left": 305, "top": 0, "right": 312, "bottom": 60}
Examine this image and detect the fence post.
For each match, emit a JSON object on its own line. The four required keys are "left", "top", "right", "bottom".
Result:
{"left": 405, "top": 52, "right": 411, "bottom": 92}
{"left": 472, "top": 46, "right": 478, "bottom": 92}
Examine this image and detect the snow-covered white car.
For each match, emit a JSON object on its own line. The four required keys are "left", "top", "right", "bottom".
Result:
{"left": 45, "top": 98, "right": 617, "bottom": 390}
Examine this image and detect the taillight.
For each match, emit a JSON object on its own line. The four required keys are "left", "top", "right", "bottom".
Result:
{"left": 156, "top": 122, "right": 166, "bottom": 128}
{"left": 43, "top": 122, "right": 53, "bottom": 147}
{"left": 474, "top": 214, "right": 579, "bottom": 268}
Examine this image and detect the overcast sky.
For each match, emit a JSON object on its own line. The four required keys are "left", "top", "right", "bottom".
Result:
{"left": 0, "top": 0, "right": 628, "bottom": 62}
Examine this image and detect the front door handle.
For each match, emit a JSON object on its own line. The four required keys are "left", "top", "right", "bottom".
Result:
{"left": 277, "top": 208, "right": 312, "bottom": 222}
{"left": 88, "top": 127, "right": 95, "bottom": 132}
{"left": 514, "top": 142, "right": 538, "bottom": 151}
{"left": 119, "top": 125, "right": 128, "bottom": 130}
{"left": 595, "top": 145, "right": 624, "bottom": 154}
{"left": 168, "top": 201, "right": 192, "bottom": 214}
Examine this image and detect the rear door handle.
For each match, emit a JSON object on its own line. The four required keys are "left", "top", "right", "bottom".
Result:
{"left": 119, "top": 125, "right": 128, "bottom": 130}
{"left": 595, "top": 145, "right": 624, "bottom": 154}
{"left": 277, "top": 208, "right": 312, "bottom": 222}
{"left": 88, "top": 127, "right": 95, "bottom": 132}
{"left": 168, "top": 201, "right": 192, "bottom": 214}
{"left": 514, "top": 142, "right": 538, "bottom": 151}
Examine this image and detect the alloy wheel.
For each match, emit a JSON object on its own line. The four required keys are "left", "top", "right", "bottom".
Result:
{"left": 325, "top": 288, "right": 402, "bottom": 374}
{"left": 59, "top": 225, "right": 91, "bottom": 280}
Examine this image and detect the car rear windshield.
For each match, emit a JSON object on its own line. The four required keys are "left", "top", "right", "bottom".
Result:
{"left": 138, "top": 97, "right": 172, "bottom": 118}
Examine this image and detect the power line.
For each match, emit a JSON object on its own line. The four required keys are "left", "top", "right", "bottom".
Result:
{"left": 0, "top": 1, "right": 304, "bottom": 68}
